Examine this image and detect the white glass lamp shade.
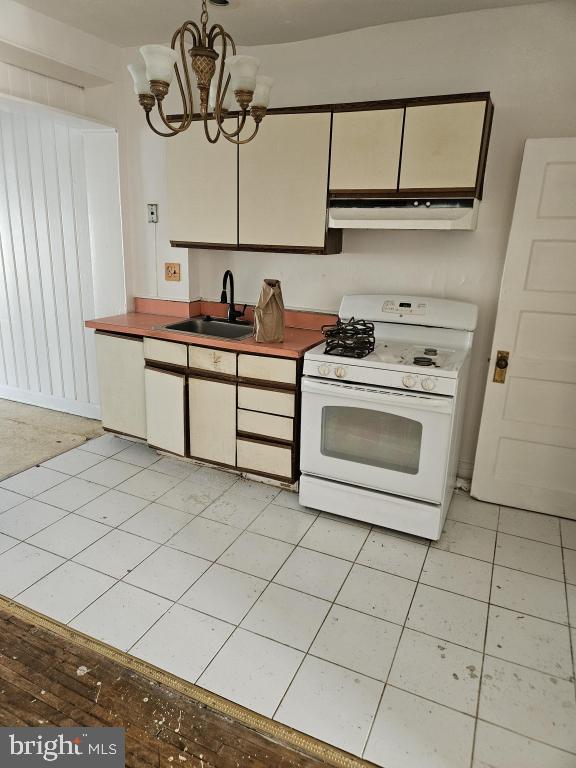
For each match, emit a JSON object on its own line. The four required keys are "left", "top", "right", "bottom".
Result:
{"left": 209, "top": 81, "right": 235, "bottom": 113}
{"left": 226, "top": 55, "right": 260, "bottom": 92}
{"left": 251, "top": 75, "right": 274, "bottom": 108}
{"left": 140, "top": 44, "right": 177, "bottom": 84}
{"left": 127, "top": 63, "right": 151, "bottom": 95}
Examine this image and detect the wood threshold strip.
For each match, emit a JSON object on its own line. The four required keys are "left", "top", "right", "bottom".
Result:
{"left": 0, "top": 595, "right": 374, "bottom": 768}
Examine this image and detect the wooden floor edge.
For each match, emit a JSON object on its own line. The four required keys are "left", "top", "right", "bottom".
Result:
{"left": 0, "top": 595, "right": 375, "bottom": 768}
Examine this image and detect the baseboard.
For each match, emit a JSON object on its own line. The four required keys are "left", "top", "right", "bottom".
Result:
{"left": 457, "top": 457, "right": 474, "bottom": 481}
{"left": 0, "top": 386, "right": 101, "bottom": 420}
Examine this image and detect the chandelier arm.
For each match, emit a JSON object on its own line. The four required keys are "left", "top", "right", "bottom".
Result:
{"left": 145, "top": 110, "right": 180, "bottom": 138}
{"left": 202, "top": 117, "right": 221, "bottom": 144}
{"left": 228, "top": 121, "right": 260, "bottom": 145}
{"left": 176, "top": 24, "right": 198, "bottom": 130}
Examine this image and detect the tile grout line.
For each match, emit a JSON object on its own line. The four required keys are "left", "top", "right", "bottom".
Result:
{"left": 359, "top": 536, "right": 432, "bottom": 759}
{"left": 558, "top": 522, "right": 576, "bottom": 705}
{"left": 469, "top": 503, "right": 500, "bottom": 768}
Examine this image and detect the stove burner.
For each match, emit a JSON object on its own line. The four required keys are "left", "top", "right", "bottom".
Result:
{"left": 322, "top": 317, "right": 376, "bottom": 359}
{"left": 424, "top": 348, "right": 438, "bottom": 356}
{"left": 413, "top": 356, "right": 435, "bottom": 366}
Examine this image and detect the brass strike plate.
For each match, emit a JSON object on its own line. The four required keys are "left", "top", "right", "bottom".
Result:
{"left": 493, "top": 350, "right": 509, "bottom": 384}
{"left": 165, "top": 262, "right": 181, "bottom": 282}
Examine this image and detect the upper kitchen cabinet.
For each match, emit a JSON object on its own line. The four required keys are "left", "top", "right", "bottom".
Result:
{"left": 399, "top": 98, "right": 491, "bottom": 194}
{"left": 330, "top": 108, "right": 404, "bottom": 193}
{"left": 167, "top": 119, "right": 237, "bottom": 247}
{"left": 239, "top": 111, "right": 340, "bottom": 253}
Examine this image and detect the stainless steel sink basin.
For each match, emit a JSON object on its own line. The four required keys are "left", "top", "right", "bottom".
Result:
{"left": 162, "top": 317, "right": 254, "bottom": 340}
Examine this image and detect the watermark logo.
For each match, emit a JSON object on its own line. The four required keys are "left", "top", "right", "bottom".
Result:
{"left": 0, "top": 728, "right": 124, "bottom": 766}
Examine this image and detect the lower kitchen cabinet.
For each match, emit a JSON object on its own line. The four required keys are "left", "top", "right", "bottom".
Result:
{"left": 189, "top": 375, "right": 236, "bottom": 466}
{"left": 144, "top": 366, "right": 186, "bottom": 456}
{"left": 95, "top": 332, "right": 146, "bottom": 439}
{"left": 237, "top": 437, "right": 293, "bottom": 481}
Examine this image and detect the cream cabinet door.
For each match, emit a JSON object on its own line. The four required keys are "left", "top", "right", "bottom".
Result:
{"left": 145, "top": 367, "right": 186, "bottom": 456}
{"left": 167, "top": 119, "right": 237, "bottom": 245}
{"left": 330, "top": 109, "right": 404, "bottom": 192}
{"left": 239, "top": 112, "right": 331, "bottom": 249}
{"left": 95, "top": 333, "right": 146, "bottom": 439}
{"left": 400, "top": 100, "right": 487, "bottom": 190}
{"left": 189, "top": 377, "right": 236, "bottom": 466}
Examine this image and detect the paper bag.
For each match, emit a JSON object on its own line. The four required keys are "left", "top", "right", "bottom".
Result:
{"left": 254, "top": 279, "right": 285, "bottom": 343}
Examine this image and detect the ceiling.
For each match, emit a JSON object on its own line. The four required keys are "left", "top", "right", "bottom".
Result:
{"left": 15, "top": 0, "right": 551, "bottom": 47}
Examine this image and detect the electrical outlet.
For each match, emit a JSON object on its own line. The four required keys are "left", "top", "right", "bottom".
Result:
{"left": 147, "top": 203, "right": 158, "bottom": 223}
{"left": 165, "top": 262, "right": 181, "bottom": 282}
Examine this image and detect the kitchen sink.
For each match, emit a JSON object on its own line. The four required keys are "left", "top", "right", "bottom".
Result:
{"left": 161, "top": 317, "right": 254, "bottom": 340}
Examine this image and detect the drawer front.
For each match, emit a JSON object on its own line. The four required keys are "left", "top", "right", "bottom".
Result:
{"left": 189, "top": 345, "right": 237, "bottom": 375}
{"left": 144, "top": 337, "right": 187, "bottom": 367}
{"left": 237, "top": 438, "right": 292, "bottom": 479}
{"left": 238, "top": 354, "right": 297, "bottom": 385}
{"left": 238, "top": 385, "right": 295, "bottom": 417}
{"left": 237, "top": 409, "right": 293, "bottom": 443}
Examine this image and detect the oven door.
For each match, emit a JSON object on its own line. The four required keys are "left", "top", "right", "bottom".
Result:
{"left": 301, "top": 377, "right": 454, "bottom": 503}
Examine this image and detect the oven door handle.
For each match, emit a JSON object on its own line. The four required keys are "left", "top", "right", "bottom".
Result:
{"left": 302, "top": 377, "right": 454, "bottom": 414}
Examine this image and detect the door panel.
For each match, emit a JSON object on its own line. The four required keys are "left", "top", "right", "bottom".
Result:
{"left": 400, "top": 100, "right": 487, "bottom": 190}
{"left": 95, "top": 334, "right": 146, "bottom": 438}
{"left": 167, "top": 119, "right": 237, "bottom": 245}
{"left": 239, "top": 112, "right": 331, "bottom": 248}
{"left": 472, "top": 138, "right": 576, "bottom": 518}
{"left": 330, "top": 108, "right": 403, "bottom": 191}
{"left": 189, "top": 377, "right": 236, "bottom": 466}
{"left": 145, "top": 367, "right": 186, "bottom": 456}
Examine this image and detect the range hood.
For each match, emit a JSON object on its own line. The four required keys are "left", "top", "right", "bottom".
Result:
{"left": 328, "top": 198, "right": 479, "bottom": 231}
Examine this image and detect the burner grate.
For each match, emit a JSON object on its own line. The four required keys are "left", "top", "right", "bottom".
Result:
{"left": 322, "top": 317, "right": 375, "bottom": 359}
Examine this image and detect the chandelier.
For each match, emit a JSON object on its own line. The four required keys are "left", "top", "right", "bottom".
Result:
{"left": 127, "top": 0, "right": 274, "bottom": 144}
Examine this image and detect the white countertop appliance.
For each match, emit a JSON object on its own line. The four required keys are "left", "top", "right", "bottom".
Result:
{"left": 299, "top": 295, "right": 478, "bottom": 539}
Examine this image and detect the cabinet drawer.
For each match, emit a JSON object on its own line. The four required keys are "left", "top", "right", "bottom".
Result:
{"left": 237, "top": 409, "right": 293, "bottom": 443}
{"left": 188, "top": 345, "right": 237, "bottom": 375}
{"left": 237, "top": 438, "right": 292, "bottom": 479}
{"left": 238, "top": 385, "right": 295, "bottom": 418}
{"left": 238, "top": 354, "right": 296, "bottom": 385}
{"left": 143, "top": 338, "right": 187, "bottom": 367}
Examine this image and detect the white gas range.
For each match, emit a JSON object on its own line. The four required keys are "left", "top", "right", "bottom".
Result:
{"left": 299, "top": 295, "right": 478, "bottom": 540}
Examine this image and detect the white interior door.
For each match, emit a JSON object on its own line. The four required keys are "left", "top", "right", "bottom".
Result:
{"left": 472, "top": 138, "right": 576, "bottom": 519}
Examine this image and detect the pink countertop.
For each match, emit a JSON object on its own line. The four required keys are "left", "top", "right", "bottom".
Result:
{"left": 85, "top": 311, "right": 328, "bottom": 359}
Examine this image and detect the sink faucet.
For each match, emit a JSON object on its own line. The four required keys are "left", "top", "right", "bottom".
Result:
{"left": 220, "top": 270, "right": 245, "bottom": 323}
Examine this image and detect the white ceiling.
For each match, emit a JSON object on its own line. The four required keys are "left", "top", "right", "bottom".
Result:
{"left": 15, "top": 0, "right": 551, "bottom": 47}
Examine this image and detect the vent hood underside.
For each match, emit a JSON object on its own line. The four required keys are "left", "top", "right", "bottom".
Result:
{"left": 328, "top": 198, "right": 479, "bottom": 231}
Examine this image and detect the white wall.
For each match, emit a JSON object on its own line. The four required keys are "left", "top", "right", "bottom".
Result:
{"left": 187, "top": 0, "right": 576, "bottom": 475}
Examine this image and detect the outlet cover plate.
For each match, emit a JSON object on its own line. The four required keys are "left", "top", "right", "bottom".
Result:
{"left": 165, "top": 262, "right": 181, "bottom": 281}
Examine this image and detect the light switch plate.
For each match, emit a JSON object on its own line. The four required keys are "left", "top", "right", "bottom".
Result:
{"left": 165, "top": 263, "right": 181, "bottom": 281}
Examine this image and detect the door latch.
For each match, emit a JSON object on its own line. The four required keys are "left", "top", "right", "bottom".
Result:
{"left": 493, "top": 350, "right": 509, "bottom": 384}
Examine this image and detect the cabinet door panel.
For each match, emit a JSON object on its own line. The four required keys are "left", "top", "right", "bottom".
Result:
{"left": 144, "top": 338, "right": 187, "bottom": 367}
{"left": 95, "top": 334, "right": 146, "bottom": 438}
{"left": 400, "top": 100, "right": 487, "bottom": 190}
{"left": 145, "top": 368, "right": 186, "bottom": 456}
{"left": 168, "top": 119, "right": 237, "bottom": 245}
{"left": 330, "top": 109, "right": 403, "bottom": 191}
{"left": 239, "top": 112, "right": 331, "bottom": 249}
{"left": 188, "top": 345, "right": 237, "bottom": 375}
{"left": 189, "top": 377, "right": 236, "bottom": 466}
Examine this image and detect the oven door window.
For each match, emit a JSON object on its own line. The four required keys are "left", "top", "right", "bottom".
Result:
{"left": 321, "top": 406, "right": 422, "bottom": 475}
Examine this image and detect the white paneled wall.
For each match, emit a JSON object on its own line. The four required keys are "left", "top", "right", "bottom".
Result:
{"left": 0, "top": 105, "right": 119, "bottom": 418}
{"left": 0, "top": 61, "right": 85, "bottom": 114}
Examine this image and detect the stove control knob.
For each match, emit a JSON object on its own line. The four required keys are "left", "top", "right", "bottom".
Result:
{"left": 334, "top": 366, "right": 347, "bottom": 379}
{"left": 402, "top": 375, "right": 417, "bottom": 388}
{"left": 318, "top": 364, "right": 331, "bottom": 376}
{"left": 421, "top": 377, "right": 436, "bottom": 391}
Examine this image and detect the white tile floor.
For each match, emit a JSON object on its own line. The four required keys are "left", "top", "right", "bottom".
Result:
{"left": 0, "top": 433, "right": 575, "bottom": 767}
